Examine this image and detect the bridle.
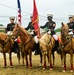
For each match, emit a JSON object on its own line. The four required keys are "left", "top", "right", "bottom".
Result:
{"left": 61, "top": 28, "right": 72, "bottom": 49}
{"left": 13, "top": 28, "right": 33, "bottom": 48}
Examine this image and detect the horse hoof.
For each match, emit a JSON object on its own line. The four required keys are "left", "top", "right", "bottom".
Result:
{"left": 10, "top": 66, "right": 13, "bottom": 68}
{"left": 50, "top": 68, "right": 52, "bottom": 71}
{"left": 43, "top": 68, "right": 45, "bottom": 70}
{"left": 62, "top": 65, "right": 64, "bottom": 68}
{"left": 29, "top": 67, "right": 32, "bottom": 69}
{"left": 62, "top": 70, "right": 66, "bottom": 72}
{"left": 70, "top": 70, "right": 73, "bottom": 72}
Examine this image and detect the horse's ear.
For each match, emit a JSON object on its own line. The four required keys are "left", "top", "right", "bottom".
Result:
{"left": 17, "top": 24, "right": 21, "bottom": 28}
{"left": 61, "top": 22, "right": 64, "bottom": 26}
{"left": 17, "top": 24, "right": 19, "bottom": 27}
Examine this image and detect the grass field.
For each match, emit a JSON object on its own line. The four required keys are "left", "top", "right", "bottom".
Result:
{"left": 0, "top": 53, "right": 74, "bottom": 75}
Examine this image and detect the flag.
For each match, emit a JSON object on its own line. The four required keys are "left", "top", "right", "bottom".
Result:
{"left": 17, "top": 0, "right": 21, "bottom": 25}
{"left": 32, "top": 0, "right": 41, "bottom": 38}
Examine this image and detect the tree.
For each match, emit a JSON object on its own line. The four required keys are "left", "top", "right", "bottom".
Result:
{"left": 55, "top": 28, "right": 61, "bottom": 32}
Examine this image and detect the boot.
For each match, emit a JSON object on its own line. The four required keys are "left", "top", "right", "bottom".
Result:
{"left": 55, "top": 40, "right": 60, "bottom": 53}
{"left": 34, "top": 42, "right": 40, "bottom": 55}
{"left": 14, "top": 41, "right": 19, "bottom": 53}
{"left": 55, "top": 40, "right": 59, "bottom": 47}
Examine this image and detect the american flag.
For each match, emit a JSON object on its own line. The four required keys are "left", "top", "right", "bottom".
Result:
{"left": 17, "top": 0, "right": 21, "bottom": 25}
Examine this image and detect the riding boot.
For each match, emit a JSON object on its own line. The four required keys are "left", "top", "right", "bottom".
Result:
{"left": 34, "top": 42, "right": 40, "bottom": 55}
{"left": 55, "top": 40, "right": 60, "bottom": 53}
{"left": 55, "top": 40, "right": 59, "bottom": 47}
{"left": 14, "top": 41, "right": 19, "bottom": 53}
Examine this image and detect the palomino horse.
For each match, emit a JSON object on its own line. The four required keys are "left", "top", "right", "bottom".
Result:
{"left": 39, "top": 32, "right": 55, "bottom": 70}
{"left": 0, "top": 32, "right": 20, "bottom": 68}
{"left": 60, "top": 23, "right": 74, "bottom": 72}
{"left": 12, "top": 24, "right": 38, "bottom": 68}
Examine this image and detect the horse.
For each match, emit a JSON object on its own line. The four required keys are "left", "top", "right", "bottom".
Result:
{"left": 39, "top": 32, "right": 55, "bottom": 70}
{"left": 12, "top": 24, "right": 39, "bottom": 68}
{"left": 40, "top": 30, "right": 60, "bottom": 68}
{"left": 0, "top": 32, "right": 20, "bottom": 68}
{"left": 60, "top": 22, "right": 74, "bottom": 72}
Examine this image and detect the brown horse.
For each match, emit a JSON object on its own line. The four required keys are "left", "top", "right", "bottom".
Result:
{"left": 0, "top": 32, "right": 20, "bottom": 68}
{"left": 39, "top": 33, "right": 55, "bottom": 70}
{"left": 12, "top": 24, "right": 38, "bottom": 68}
{"left": 60, "top": 22, "right": 74, "bottom": 72}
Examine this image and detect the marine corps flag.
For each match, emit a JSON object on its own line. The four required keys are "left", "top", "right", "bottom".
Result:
{"left": 32, "top": 0, "right": 41, "bottom": 38}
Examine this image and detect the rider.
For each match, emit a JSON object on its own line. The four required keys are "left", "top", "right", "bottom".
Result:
{"left": 67, "top": 15, "right": 74, "bottom": 37}
{"left": 6, "top": 16, "right": 20, "bottom": 53}
{"left": 6, "top": 16, "right": 15, "bottom": 35}
{"left": 40, "top": 14, "right": 59, "bottom": 48}
{"left": 25, "top": 15, "right": 39, "bottom": 55}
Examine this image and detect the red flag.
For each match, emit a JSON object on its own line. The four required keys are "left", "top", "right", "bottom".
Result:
{"left": 32, "top": 0, "right": 41, "bottom": 38}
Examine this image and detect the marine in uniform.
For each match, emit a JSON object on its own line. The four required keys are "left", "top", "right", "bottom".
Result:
{"left": 40, "top": 14, "right": 59, "bottom": 48}
{"left": 67, "top": 15, "right": 74, "bottom": 37}
{"left": 6, "top": 16, "right": 15, "bottom": 35}
{"left": 25, "top": 16, "right": 39, "bottom": 55}
{"left": 6, "top": 16, "right": 20, "bottom": 53}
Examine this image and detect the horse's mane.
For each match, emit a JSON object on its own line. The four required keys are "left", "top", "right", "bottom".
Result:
{"left": 41, "top": 33, "right": 51, "bottom": 39}
{"left": 18, "top": 25, "right": 29, "bottom": 35}
{"left": 40, "top": 33, "right": 51, "bottom": 45}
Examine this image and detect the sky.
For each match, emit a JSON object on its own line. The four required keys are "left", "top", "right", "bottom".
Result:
{"left": 0, "top": 0, "right": 74, "bottom": 29}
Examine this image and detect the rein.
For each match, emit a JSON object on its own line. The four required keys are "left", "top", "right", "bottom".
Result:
{"left": 60, "top": 36, "right": 72, "bottom": 49}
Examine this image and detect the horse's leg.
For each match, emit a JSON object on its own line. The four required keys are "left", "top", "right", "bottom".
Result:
{"left": 43, "top": 54, "right": 46, "bottom": 70}
{"left": 17, "top": 51, "right": 20, "bottom": 65}
{"left": 61, "top": 53, "right": 64, "bottom": 67}
{"left": 21, "top": 52, "right": 24, "bottom": 66}
{"left": 3, "top": 52, "right": 7, "bottom": 68}
{"left": 70, "top": 53, "right": 73, "bottom": 72}
{"left": 63, "top": 53, "right": 66, "bottom": 72}
{"left": 29, "top": 51, "right": 32, "bottom": 68}
{"left": 9, "top": 52, "right": 13, "bottom": 67}
{"left": 25, "top": 53, "right": 28, "bottom": 68}
{"left": 52, "top": 52, "right": 55, "bottom": 67}
{"left": 49, "top": 52, "right": 53, "bottom": 70}
{"left": 39, "top": 51, "right": 42, "bottom": 66}
{"left": 47, "top": 53, "right": 50, "bottom": 66}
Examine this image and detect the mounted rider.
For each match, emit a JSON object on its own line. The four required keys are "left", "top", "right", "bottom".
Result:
{"left": 25, "top": 15, "right": 40, "bottom": 55}
{"left": 67, "top": 15, "right": 74, "bottom": 38}
{"left": 40, "top": 14, "right": 59, "bottom": 48}
{"left": 6, "top": 16, "right": 20, "bottom": 53}
{"left": 6, "top": 16, "right": 15, "bottom": 35}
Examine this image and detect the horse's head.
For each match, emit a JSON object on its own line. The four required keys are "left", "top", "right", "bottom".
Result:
{"left": 12, "top": 24, "right": 19, "bottom": 37}
{"left": 61, "top": 22, "right": 69, "bottom": 38}
{"left": 13, "top": 24, "right": 29, "bottom": 37}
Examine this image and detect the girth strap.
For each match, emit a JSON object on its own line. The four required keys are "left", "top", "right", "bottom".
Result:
{"left": 22, "top": 36, "right": 32, "bottom": 47}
